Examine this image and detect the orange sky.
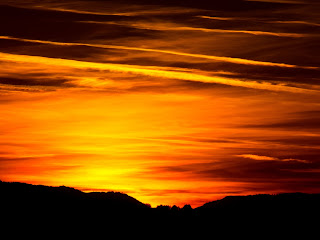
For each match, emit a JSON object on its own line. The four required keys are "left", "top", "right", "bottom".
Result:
{"left": 0, "top": 0, "right": 319, "bottom": 207}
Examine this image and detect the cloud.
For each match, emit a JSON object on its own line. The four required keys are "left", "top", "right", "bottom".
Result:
{"left": 2, "top": 35, "right": 317, "bottom": 70}
{"left": 244, "top": 114, "right": 320, "bottom": 130}
{"left": 0, "top": 5, "right": 155, "bottom": 42}
{"left": 0, "top": 51, "right": 317, "bottom": 93}
{"left": 270, "top": 20, "right": 320, "bottom": 27}
{"left": 36, "top": 5, "right": 198, "bottom": 17}
{"left": 197, "top": 16, "right": 240, "bottom": 21}
{"left": 245, "top": 0, "right": 306, "bottom": 3}
{"left": 172, "top": 26, "right": 310, "bottom": 38}
{"left": 144, "top": 154, "right": 317, "bottom": 190}
{"left": 104, "top": 20, "right": 313, "bottom": 38}
{"left": 0, "top": 77, "right": 71, "bottom": 88}
{"left": 32, "top": 6, "right": 122, "bottom": 16}
{"left": 110, "top": 0, "right": 299, "bottom": 11}
{"left": 282, "top": 158, "right": 311, "bottom": 163}
{"left": 237, "top": 154, "right": 310, "bottom": 163}
{"left": 237, "top": 154, "right": 278, "bottom": 161}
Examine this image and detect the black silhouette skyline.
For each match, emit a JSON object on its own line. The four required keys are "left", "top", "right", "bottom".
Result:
{"left": 2, "top": 180, "right": 320, "bottom": 214}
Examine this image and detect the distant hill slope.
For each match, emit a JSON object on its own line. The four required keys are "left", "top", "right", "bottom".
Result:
{"left": 2, "top": 181, "right": 319, "bottom": 236}
{"left": 196, "top": 192, "right": 320, "bottom": 219}
{"left": 1, "top": 180, "right": 320, "bottom": 218}
{"left": 199, "top": 192, "right": 320, "bottom": 208}
{"left": 0, "top": 180, "right": 148, "bottom": 211}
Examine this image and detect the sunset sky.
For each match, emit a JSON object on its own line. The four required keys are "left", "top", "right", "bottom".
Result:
{"left": 0, "top": 0, "right": 319, "bottom": 207}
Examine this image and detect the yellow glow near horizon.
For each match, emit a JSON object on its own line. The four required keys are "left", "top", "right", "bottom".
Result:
{"left": 0, "top": 83, "right": 317, "bottom": 206}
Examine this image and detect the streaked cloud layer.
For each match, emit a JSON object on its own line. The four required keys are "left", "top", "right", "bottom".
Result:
{"left": 1, "top": 51, "right": 318, "bottom": 93}
{"left": 0, "top": 0, "right": 319, "bottom": 207}
{"left": 2, "top": 35, "right": 317, "bottom": 69}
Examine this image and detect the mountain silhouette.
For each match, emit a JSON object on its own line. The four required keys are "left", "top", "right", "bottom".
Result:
{"left": 2, "top": 180, "right": 320, "bottom": 213}
{"left": 198, "top": 192, "right": 320, "bottom": 210}
{"left": 0, "top": 180, "right": 148, "bottom": 209}
{"left": 1, "top": 180, "right": 319, "bottom": 235}
{"left": 0, "top": 179, "right": 151, "bottom": 226}
{"left": 196, "top": 192, "right": 320, "bottom": 221}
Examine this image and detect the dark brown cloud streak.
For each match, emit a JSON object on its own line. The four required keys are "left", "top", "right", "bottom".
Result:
{"left": 0, "top": 0, "right": 319, "bottom": 207}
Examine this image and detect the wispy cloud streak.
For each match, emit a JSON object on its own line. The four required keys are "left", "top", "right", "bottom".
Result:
{"left": 0, "top": 51, "right": 317, "bottom": 93}
{"left": 36, "top": 6, "right": 198, "bottom": 16}
{"left": 198, "top": 15, "right": 238, "bottom": 21}
{"left": 237, "top": 154, "right": 310, "bottom": 163}
{"left": 270, "top": 20, "right": 320, "bottom": 27}
{"left": 1, "top": 36, "right": 317, "bottom": 70}
{"left": 199, "top": 15, "right": 320, "bottom": 27}
{"left": 112, "top": 21, "right": 313, "bottom": 38}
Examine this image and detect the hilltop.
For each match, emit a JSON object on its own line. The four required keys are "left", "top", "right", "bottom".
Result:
{"left": 1, "top": 180, "right": 320, "bottom": 223}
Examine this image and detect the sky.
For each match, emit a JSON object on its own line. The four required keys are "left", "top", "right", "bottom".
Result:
{"left": 0, "top": 0, "right": 319, "bottom": 207}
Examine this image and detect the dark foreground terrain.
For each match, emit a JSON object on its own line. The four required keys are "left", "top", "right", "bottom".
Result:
{"left": 1, "top": 180, "right": 319, "bottom": 235}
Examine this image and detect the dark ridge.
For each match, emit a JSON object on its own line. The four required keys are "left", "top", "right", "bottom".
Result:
{"left": 195, "top": 192, "right": 320, "bottom": 226}
{"left": 2, "top": 180, "right": 320, "bottom": 214}
{"left": 198, "top": 192, "right": 320, "bottom": 211}
{"left": 0, "top": 180, "right": 148, "bottom": 210}
{"left": 1, "top": 180, "right": 320, "bottom": 234}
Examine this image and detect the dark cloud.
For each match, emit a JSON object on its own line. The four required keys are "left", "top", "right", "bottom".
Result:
{"left": 0, "top": 0, "right": 318, "bottom": 93}
{"left": 1, "top": 37, "right": 318, "bottom": 92}
{"left": 259, "top": 119, "right": 320, "bottom": 129}
{"left": 0, "top": 5, "right": 157, "bottom": 42}
{"left": 248, "top": 135, "right": 320, "bottom": 147}
{"left": 0, "top": 4, "right": 130, "bottom": 22}
{"left": 147, "top": 154, "right": 320, "bottom": 193}
{"left": 158, "top": 136, "right": 242, "bottom": 144}
{"left": 244, "top": 111, "right": 320, "bottom": 130}
{"left": 0, "top": 77, "right": 72, "bottom": 87}
{"left": 195, "top": 160, "right": 315, "bottom": 180}
{"left": 113, "top": 0, "right": 297, "bottom": 11}
{"left": 0, "top": 38, "right": 110, "bottom": 61}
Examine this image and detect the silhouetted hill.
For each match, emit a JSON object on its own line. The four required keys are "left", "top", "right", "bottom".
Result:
{"left": 1, "top": 180, "right": 320, "bottom": 230}
{"left": 2, "top": 181, "right": 318, "bottom": 237}
{"left": 0, "top": 180, "right": 148, "bottom": 213}
{"left": 196, "top": 192, "right": 320, "bottom": 222}
{"left": 198, "top": 192, "right": 320, "bottom": 210}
